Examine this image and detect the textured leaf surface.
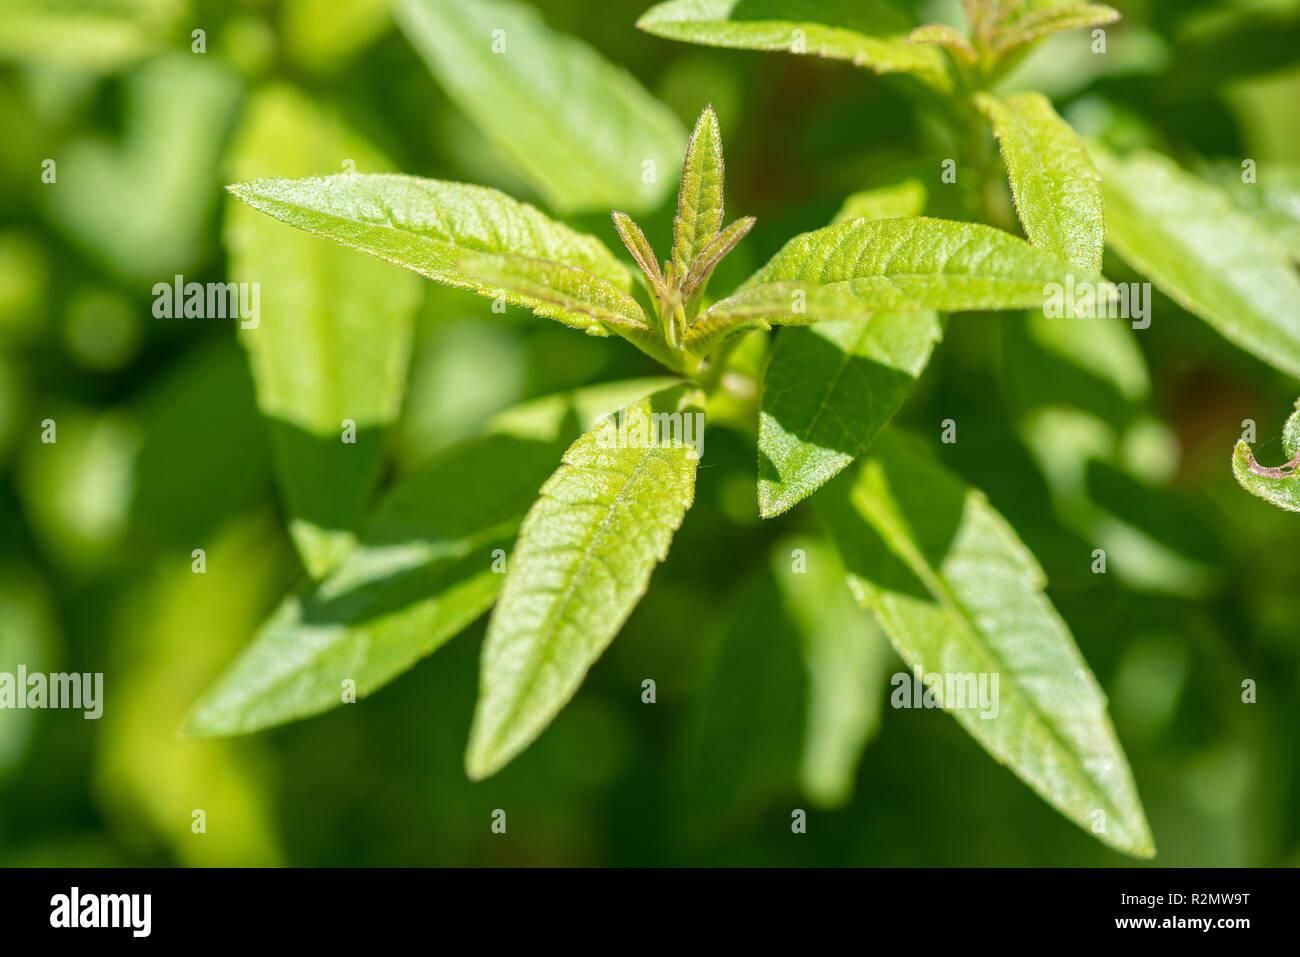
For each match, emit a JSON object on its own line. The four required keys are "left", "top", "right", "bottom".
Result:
{"left": 226, "top": 173, "right": 631, "bottom": 322}
{"left": 759, "top": 181, "right": 936, "bottom": 516}
{"left": 1233, "top": 400, "right": 1300, "bottom": 512}
{"left": 773, "top": 536, "right": 891, "bottom": 808}
{"left": 187, "top": 378, "right": 675, "bottom": 737}
{"left": 225, "top": 86, "right": 420, "bottom": 578}
{"left": 817, "top": 432, "right": 1154, "bottom": 857}
{"left": 398, "top": 0, "right": 685, "bottom": 213}
{"left": 638, "top": 0, "right": 949, "bottom": 89}
{"left": 978, "top": 92, "right": 1104, "bottom": 273}
{"left": 467, "top": 385, "right": 704, "bottom": 778}
{"left": 673, "top": 106, "right": 725, "bottom": 277}
{"left": 1092, "top": 147, "right": 1300, "bottom": 378}
{"left": 739, "top": 216, "right": 1101, "bottom": 311}
{"left": 760, "top": 312, "right": 941, "bottom": 517}
{"left": 691, "top": 216, "right": 1097, "bottom": 355}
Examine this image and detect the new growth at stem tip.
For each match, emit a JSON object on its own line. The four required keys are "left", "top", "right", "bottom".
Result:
{"left": 611, "top": 105, "right": 754, "bottom": 377}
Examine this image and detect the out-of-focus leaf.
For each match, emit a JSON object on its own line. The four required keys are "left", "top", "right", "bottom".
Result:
{"left": 226, "top": 173, "right": 632, "bottom": 318}
{"left": 186, "top": 378, "right": 674, "bottom": 737}
{"left": 130, "top": 341, "right": 270, "bottom": 550}
{"left": 47, "top": 53, "right": 241, "bottom": 280}
{"left": 1003, "top": 312, "right": 1148, "bottom": 432}
{"left": 1199, "top": 160, "right": 1300, "bottom": 262}
{"left": 1086, "top": 460, "right": 1221, "bottom": 596}
{"left": 0, "top": 564, "right": 58, "bottom": 779}
{"left": 773, "top": 535, "right": 891, "bottom": 808}
{"left": 674, "top": 569, "right": 802, "bottom": 836}
{"left": 0, "top": 0, "right": 185, "bottom": 70}
{"left": 1233, "top": 399, "right": 1300, "bottom": 513}
{"left": 226, "top": 85, "right": 421, "bottom": 579}
{"left": 17, "top": 407, "right": 139, "bottom": 575}
{"left": 995, "top": 3, "right": 1119, "bottom": 56}
{"left": 466, "top": 384, "right": 703, "bottom": 780}
{"left": 1092, "top": 147, "right": 1300, "bottom": 378}
{"left": 99, "top": 516, "right": 285, "bottom": 866}
{"left": 906, "top": 24, "right": 975, "bottom": 64}
{"left": 397, "top": 0, "right": 686, "bottom": 214}
{"left": 637, "top": 0, "right": 950, "bottom": 91}
{"left": 281, "top": 0, "right": 393, "bottom": 72}
{"left": 817, "top": 431, "right": 1155, "bottom": 857}
{"left": 977, "top": 92, "right": 1103, "bottom": 273}
{"left": 832, "top": 178, "right": 926, "bottom": 225}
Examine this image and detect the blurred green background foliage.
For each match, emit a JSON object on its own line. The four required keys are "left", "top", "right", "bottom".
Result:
{"left": 0, "top": 0, "right": 1298, "bottom": 866}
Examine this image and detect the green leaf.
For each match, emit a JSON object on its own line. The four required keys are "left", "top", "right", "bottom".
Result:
{"left": 760, "top": 312, "right": 941, "bottom": 517}
{"left": 977, "top": 91, "right": 1104, "bottom": 274}
{"left": 673, "top": 106, "right": 726, "bottom": 278}
{"left": 0, "top": 565, "right": 57, "bottom": 779}
{"left": 689, "top": 216, "right": 1101, "bottom": 355}
{"left": 995, "top": 3, "right": 1120, "bottom": 56}
{"left": 0, "top": 0, "right": 182, "bottom": 70}
{"left": 225, "top": 172, "right": 632, "bottom": 322}
{"left": 397, "top": 0, "right": 686, "bottom": 214}
{"left": 457, "top": 251, "right": 686, "bottom": 372}
{"left": 225, "top": 86, "right": 421, "bottom": 579}
{"left": 186, "top": 378, "right": 676, "bottom": 737}
{"left": 773, "top": 535, "right": 892, "bottom": 809}
{"left": 466, "top": 384, "right": 704, "bottom": 779}
{"left": 1198, "top": 160, "right": 1300, "bottom": 262}
{"left": 906, "top": 24, "right": 975, "bottom": 65}
{"left": 832, "top": 178, "right": 926, "bottom": 224}
{"left": 637, "top": 0, "right": 950, "bottom": 91}
{"left": 758, "top": 182, "right": 937, "bottom": 517}
{"left": 1092, "top": 147, "right": 1300, "bottom": 378}
{"left": 1233, "top": 399, "right": 1300, "bottom": 513}
{"left": 817, "top": 432, "right": 1155, "bottom": 857}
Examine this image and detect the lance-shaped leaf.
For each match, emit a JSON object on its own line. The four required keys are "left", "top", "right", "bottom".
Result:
{"left": 1092, "top": 147, "right": 1300, "bottom": 378}
{"left": 682, "top": 215, "right": 755, "bottom": 295}
{"left": 977, "top": 91, "right": 1104, "bottom": 274}
{"left": 611, "top": 210, "right": 666, "bottom": 294}
{"left": 773, "top": 535, "right": 892, "bottom": 809}
{"left": 759, "top": 181, "right": 936, "bottom": 517}
{"left": 466, "top": 384, "right": 704, "bottom": 779}
{"left": 817, "top": 432, "right": 1154, "bottom": 857}
{"left": 458, "top": 251, "right": 686, "bottom": 372}
{"left": 995, "top": 3, "right": 1120, "bottom": 56}
{"left": 186, "top": 377, "right": 676, "bottom": 737}
{"left": 397, "top": 0, "right": 685, "bottom": 214}
{"left": 1233, "top": 399, "right": 1300, "bottom": 512}
{"left": 688, "top": 216, "right": 1102, "bottom": 355}
{"left": 673, "top": 106, "right": 725, "bottom": 277}
{"left": 760, "top": 313, "right": 941, "bottom": 517}
{"left": 906, "top": 23, "right": 975, "bottom": 64}
{"left": 226, "top": 173, "right": 632, "bottom": 321}
{"left": 225, "top": 87, "right": 421, "bottom": 578}
{"left": 637, "top": 0, "right": 950, "bottom": 91}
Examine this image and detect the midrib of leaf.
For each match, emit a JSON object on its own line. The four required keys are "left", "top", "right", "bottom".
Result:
{"left": 851, "top": 478, "right": 1133, "bottom": 836}
{"left": 484, "top": 452, "right": 656, "bottom": 752}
